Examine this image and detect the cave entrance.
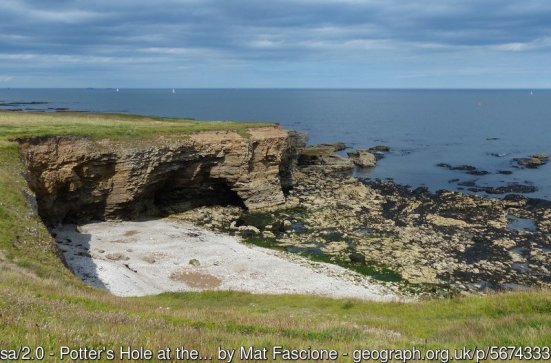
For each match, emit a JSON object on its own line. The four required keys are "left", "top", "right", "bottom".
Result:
{"left": 153, "top": 175, "right": 246, "bottom": 215}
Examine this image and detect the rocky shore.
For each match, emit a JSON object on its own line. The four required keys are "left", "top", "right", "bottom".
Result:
{"left": 19, "top": 126, "right": 550, "bottom": 298}
{"left": 175, "top": 143, "right": 551, "bottom": 297}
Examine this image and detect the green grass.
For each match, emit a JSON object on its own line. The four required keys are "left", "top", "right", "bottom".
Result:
{"left": 1, "top": 265, "right": 550, "bottom": 355}
{"left": 309, "top": 252, "right": 404, "bottom": 283}
{"left": 0, "top": 111, "right": 550, "bottom": 359}
{"left": 0, "top": 111, "right": 273, "bottom": 141}
{"left": 243, "top": 236, "right": 283, "bottom": 249}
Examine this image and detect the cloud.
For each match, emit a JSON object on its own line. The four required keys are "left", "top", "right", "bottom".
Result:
{"left": 0, "top": 0, "right": 104, "bottom": 24}
{"left": 1, "top": 0, "right": 551, "bottom": 87}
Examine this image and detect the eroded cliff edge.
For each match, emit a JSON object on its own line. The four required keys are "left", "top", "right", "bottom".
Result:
{"left": 17, "top": 126, "right": 307, "bottom": 225}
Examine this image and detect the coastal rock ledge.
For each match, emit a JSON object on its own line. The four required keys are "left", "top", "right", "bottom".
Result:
{"left": 17, "top": 127, "right": 306, "bottom": 224}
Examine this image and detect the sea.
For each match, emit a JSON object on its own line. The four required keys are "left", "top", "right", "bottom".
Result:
{"left": 1, "top": 88, "right": 550, "bottom": 200}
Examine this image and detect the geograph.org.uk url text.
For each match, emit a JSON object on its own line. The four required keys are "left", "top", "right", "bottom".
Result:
{"left": 348, "top": 346, "right": 550, "bottom": 362}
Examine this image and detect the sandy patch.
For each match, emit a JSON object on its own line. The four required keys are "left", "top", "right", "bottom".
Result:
{"left": 53, "top": 219, "right": 399, "bottom": 301}
{"left": 170, "top": 269, "right": 222, "bottom": 288}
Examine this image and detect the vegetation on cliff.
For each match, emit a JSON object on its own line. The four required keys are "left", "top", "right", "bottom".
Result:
{"left": 0, "top": 111, "right": 550, "bottom": 355}
{"left": 0, "top": 111, "right": 273, "bottom": 141}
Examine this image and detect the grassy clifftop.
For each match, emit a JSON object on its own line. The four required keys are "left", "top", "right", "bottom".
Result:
{"left": 0, "top": 111, "right": 549, "bottom": 356}
{"left": 0, "top": 111, "right": 274, "bottom": 141}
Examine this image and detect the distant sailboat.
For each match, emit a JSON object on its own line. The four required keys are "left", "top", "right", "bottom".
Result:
{"left": 530, "top": 90, "right": 534, "bottom": 95}
{"left": 172, "top": 88, "right": 176, "bottom": 94}
{"left": 116, "top": 88, "right": 119, "bottom": 92}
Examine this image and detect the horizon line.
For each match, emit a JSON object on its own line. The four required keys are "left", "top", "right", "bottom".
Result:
{"left": 1, "top": 87, "right": 550, "bottom": 91}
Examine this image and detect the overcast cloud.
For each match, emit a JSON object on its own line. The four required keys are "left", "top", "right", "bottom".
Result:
{"left": 1, "top": 0, "right": 550, "bottom": 87}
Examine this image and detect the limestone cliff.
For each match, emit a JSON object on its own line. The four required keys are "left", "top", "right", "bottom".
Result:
{"left": 17, "top": 127, "right": 306, "bottom": 224}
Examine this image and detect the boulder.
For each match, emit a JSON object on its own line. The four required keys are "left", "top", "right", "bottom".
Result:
{"left": 189, "top": 258, "right": 201, "bottom": 266}
{"left": 517, "top": 153, "right": 549, "bottom": 168}
{"left": 238, "top": 225, "right": 261, "bottom": 237}
{"left": 238, "top": 225, "right": 261, "bottom": 234}
{"left": 349, "top": 252, "right": 366, "bottom": 264}
{"left": 347, "top": 150, "right": 377, "bottom": 168}
{"left": 298, "top": 144, "right": 354, "bottom": 171}
{"left": 518, "top": 157, "right": 545, "bottom": 168}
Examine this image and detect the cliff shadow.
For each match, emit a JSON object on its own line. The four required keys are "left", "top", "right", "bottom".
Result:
{"left": 52, "top": 224, "right": 107, "bottom": 290}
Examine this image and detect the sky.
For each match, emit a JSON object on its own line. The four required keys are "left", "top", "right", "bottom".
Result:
{"left": 1, "top": 0, "right": 551, "bottom": 88}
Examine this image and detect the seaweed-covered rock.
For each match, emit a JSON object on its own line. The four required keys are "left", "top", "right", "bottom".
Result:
{"left": 516, "top": 153, "right": 549, "bottom": 168}
{"left": 436, "top": 163, "right": 489, "bottom": 175}
{"left": 368, "top": 145, "right": 390, "bottom": 152}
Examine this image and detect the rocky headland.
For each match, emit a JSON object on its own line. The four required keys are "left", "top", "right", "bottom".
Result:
{"left": 17, "top": 126, "right": 551, "bottom": 297}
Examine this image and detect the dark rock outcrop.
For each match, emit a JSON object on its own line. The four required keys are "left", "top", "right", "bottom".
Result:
{"left": 436, "top": 163, "right": 489, "bottom": 175}
{"left": 368, "top": 145, "right": 390, "bottom": 152}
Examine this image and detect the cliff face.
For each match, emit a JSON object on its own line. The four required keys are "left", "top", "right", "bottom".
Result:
{"left": 18, "top": 127, "right": 306, "bottom": 224}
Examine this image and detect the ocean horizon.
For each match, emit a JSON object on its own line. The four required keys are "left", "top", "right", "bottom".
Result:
{"left": 2, "top": 88, "right": 550, "bottom": 200}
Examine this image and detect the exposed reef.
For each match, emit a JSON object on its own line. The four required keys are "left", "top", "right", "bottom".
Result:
{"left": 176, "top": 145, "right": 551, "bottom": 296}
{"left": 176, "top": 168, "right": 551, "bottom": 296}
